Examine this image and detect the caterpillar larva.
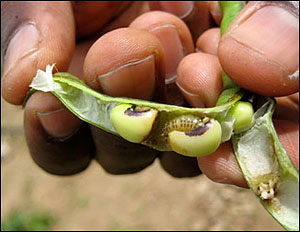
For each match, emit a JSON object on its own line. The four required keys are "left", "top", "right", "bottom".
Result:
{"left": 162, "top": 115, "right": 211, "bottom": 138}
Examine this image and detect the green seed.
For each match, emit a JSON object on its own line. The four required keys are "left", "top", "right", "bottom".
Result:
{"left": 168, "top": 119, "right": 222, "bottom": 157}
{"left": 110, "top": 104, "right": 158, "bottom": 143}
{"left": 228, "top": 101, "right": 254, "bottom": 133}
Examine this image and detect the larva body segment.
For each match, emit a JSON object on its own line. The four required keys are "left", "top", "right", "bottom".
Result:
{"left": 162, "top": 115, "right": 210, "bottom": 137}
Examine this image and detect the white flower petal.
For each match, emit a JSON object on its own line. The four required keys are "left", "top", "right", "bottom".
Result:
{"left": 29, "top": 64, "right": 64, "bottom": 93}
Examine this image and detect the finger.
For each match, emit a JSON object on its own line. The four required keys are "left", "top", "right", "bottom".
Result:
{"left": 274, "top": 120, "right": 299, "bottom": 171}
{"left": 196, "top": 27, "right": 220, "bottom": 56}
{"left": 73, "top": 1, "right": 132, "bottom": 38}
{"left": 175, "top": 52, "right": 224, "bottom": 178}
{"left": 148, "top": 1, "right": 219, "bottom": 42}
{"left": 159, "top": 151, "right": 202, "bottom": 178}
{"left": 83, "top": 28, "right": 164, "bottom": 174}
{"left": 1, "top": 1, "right": 75, "bottom": 105}
{"left": 129, "top": 11, "right": 194, "bottom": 106}
{"left": 274, "top": 93, "right": 299, "bottom": 123}
{"left": 24, "top": 91, "right": 94, "bottom": 175}
{"left": 90, "top": 126, "right": 159, "bottom": 174}
{"left": 218, "top": 1, "right": 299, "bottom": 96}
{"left": 129, "top": 11, "right": 194, "bottom": 85}
{"left": 148, "top": 1, "right": 194, "bottom": 19}
{"left": 83, "top": 27, "right": 166, "bottom": 102}
{"left": 197, "top": 142, "right": 248, "bottom": 188}
{"left": 209, "top": 1, "right": 223, "bottom": 25}
{"left": 197, "top": 120, "right": 299, "bottom": 188}
{"left": 81, "top": 2, "right": 151, "bottom": 37}
{"left": 129, "top": 12, "right": 204, "bottom": 177}
{"left": 176, "top": 50, "right": 245, "bottom": 185}
{"left": 176, "top": 52, "right": 223, "bottom": 108}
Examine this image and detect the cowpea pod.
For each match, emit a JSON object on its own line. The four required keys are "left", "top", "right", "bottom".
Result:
{"left": 24, "top": 1, "right": 298, "bottom": 230}
{"left": 27, "top": 65, "right": 243, "bottom": 155}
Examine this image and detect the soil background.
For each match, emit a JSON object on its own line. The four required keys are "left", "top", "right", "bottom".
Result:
{"left": 1, "top": 98, "right": 283, "bottom": 231}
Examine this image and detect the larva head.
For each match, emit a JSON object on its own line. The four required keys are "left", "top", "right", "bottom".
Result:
{"left": 110, "top": 104, "right": 158, "bottom": 143}
{"left": 168, "top": 118, "right": 222, "bottom": 157}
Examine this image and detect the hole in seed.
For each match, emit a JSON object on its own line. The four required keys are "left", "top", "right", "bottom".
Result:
{"left": 125, "top": 105, "right": 151, "bottom": 116}
{"left": 185, "top": 121, "right": 211, "bottom": 137}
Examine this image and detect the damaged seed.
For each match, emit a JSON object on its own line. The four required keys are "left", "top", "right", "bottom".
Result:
{"left": 258, "top": 176, "right": 279, "bottom": 200}
{"left": 110, "top": 104, "right": 158, "bottom": 143}
{"left": 168, "top": 118, "right": 222, "bottom": 157}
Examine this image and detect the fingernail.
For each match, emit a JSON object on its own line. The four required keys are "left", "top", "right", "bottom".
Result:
{"left": 210, "top": 1, "right": 222, "bottom": 17}
{"left": 229, "top": 5, "right": 299, "bottom": 74}
{"left": 37, "top": 108, "right": 82, "bottom": 140}
{"left": 176, "top": 80, "right": 205, "bottom": 108}
{"left": 3, "top": 23, "right": 40, "bottom": 77}
{"left": 97, "top": 54, "right": 156, "bottom": 100}
{"left": 209, "top": 1, "right": 223, "bottom": 25}
{"left": 158, "top": 1, "right": 194, "bottom": 18}
{"left": 150, "top": 25, "right": 184, "bottom": 84}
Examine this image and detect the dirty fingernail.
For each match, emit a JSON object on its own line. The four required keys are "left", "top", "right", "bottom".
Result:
{"left": 229, "top": 5, "right": 299, "bottom": 74}
{"left": 158, "top": 1, "right": 194, "bottom": 18}
{"left": 150, "top": 25, "right": 184, "bottom": 84}
{"left": 37, "top": 108, "right": 82, "bottom": 140}
{"left": 3, "top": 24, "right": 40, "bottom": 77}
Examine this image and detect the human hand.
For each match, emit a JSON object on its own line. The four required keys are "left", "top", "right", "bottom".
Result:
{"left": 1, "top": 2, "right": 298, "bottom": 186}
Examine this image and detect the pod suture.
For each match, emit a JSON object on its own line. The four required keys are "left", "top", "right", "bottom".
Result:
{"left": 25, "top": 1, "right": 298, "bottom": 230}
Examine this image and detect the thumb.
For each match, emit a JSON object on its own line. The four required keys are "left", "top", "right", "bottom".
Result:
{"left": 1, "top": 1, "right": 75, "bottom": 105}
{"left": 218, "top": 1, "right": 299, "bottom": 97}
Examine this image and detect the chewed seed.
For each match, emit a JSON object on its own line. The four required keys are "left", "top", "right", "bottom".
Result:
{"left": 203, "top": 117, "right": 210, "bottom": 123}
{"left": 257, "top": 176, "right": 279, "bottom": 200}
{"left": 167, "top": 118, "right": 222, "bottom": 157}
{"left": 125, "top": 105, "right": 151, "bottom": 116}
{"left": 111, "top": 104, "right": 158, "bottom": 143}
{"left": 185, "top": 122, "right": 211, "bottom": 137}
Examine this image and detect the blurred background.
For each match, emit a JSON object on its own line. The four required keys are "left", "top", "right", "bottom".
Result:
{"left": 1, "top": 97, "right": 283, "bottom": 231}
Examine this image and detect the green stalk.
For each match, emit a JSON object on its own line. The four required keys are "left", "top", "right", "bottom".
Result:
{"left": 216, "top": 1, "right": 246, "bottom": 105}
